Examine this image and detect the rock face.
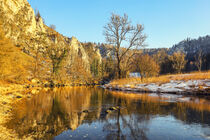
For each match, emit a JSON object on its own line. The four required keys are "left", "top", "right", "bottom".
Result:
{"left": 69, "top": 37, "right": 90, "bottom": 71}
{"left": 0, "top": 0, "right": 39, "bottom": 40}
{"left": 0, "top": 0, "right": 102, "bottom": 81}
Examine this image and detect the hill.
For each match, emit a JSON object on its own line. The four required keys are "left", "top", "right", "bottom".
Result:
{"left": 138, "top": 36, "right": 210, "bottom": 72}
{"left": 169, "top": 36, "right": 210, "bottom": 71}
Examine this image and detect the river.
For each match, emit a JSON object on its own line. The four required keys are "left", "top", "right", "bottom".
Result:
{"left": 5, "top": 87, "right": 210, "bottom": 140}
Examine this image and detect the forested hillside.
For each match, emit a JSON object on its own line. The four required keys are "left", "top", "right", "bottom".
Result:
{"left": 137, "top": 36, "right": 210, "bottom": 73}
{"left": 169, "top": 36, "right": 210, "bottom": 71}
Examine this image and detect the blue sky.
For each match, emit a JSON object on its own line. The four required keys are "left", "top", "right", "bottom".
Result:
{"left": 28, "top": 0, "right": 210, "bottom": 48}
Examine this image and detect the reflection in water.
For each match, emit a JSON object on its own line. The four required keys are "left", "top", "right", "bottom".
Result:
{"left": 6, "top": 87, "right": 210, "bottom": 140}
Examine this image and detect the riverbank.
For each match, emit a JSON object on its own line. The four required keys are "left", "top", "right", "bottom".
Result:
{"left": 0, "top": 83, "right": 43, "bottom": 139}
{"left": 0, "top": 79, "right": 100, "bottom": 139}
{"left": 102, "top": 72, "right": 210, "bottom": 95}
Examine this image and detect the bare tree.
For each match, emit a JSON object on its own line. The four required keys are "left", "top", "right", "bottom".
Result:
{"left": 169, "top": 52, "right": 186, "bottom": 74}
{"left": 195, "top": 50, "right": 203, "bottom": 71}
{"left": 104, "top": 13, "right": 146, "bottom": 78}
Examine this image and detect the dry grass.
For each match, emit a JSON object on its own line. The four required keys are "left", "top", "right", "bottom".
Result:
{"left": 110, "top": 71, "right": 210, "bottom": 86}
{"left": 0, "top": 84, "right": 23, "bottom": 139}
{"left": 0, "top": 28, "right": 34, "bottom": 84}
{"left": 0, "top": 83, "right": 42, "bottom": 140}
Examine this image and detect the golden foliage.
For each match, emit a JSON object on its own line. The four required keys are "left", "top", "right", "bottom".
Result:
{"left": 169, "top": 51, "right": 186, "bottom": 73}
{"left": 0, "top": 27, "right": 34, "bottom": 83}
{"left": 134, "top": 54, "right": 160, "bottom": 78}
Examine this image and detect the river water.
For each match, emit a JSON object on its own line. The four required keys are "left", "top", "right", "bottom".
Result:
{"left": 6, "top": 87, "right": 210, "bottom": 140}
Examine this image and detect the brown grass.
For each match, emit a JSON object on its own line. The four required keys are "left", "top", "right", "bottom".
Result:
{"left": 0, "top": 27, "right": 34, "bottom": 84}
{"left": 110, "top": 71, "right": 210, "bottom": 86}
{"left": 0, "top": 84, "right": 24, "bottom": 139}
{"left": 0, "top": 83, "right": 42, "bottom": 140}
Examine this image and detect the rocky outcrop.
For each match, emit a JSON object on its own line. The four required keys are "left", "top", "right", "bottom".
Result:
{"left": 0, "top": 0, "right": 103, "bottom": 81}
{"left": 0, "top": 0, "right": 39, "bottom": 40}
{"left": 69, "top": 37, "right": 91, "bottom": 71}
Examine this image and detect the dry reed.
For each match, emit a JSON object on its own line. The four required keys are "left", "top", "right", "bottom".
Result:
{"left": 110, "top": 71, "right": 210, "bottom": 86}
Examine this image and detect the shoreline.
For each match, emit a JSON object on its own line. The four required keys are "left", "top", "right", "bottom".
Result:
{"left": 0, "top": 81, "right": 101, "bottom": 139}
{"left": 0, "top": 84, "right": 44, "bottom": 139}
{"left": 0, "top": 78, "right": 209, "bottom": 139}
{"left": 102, "top": 79, "right": 210, "bottom": 96}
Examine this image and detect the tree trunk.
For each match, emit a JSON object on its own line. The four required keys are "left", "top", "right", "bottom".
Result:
{"left": 117, "top": 60, "right": 121, "bottom": 79}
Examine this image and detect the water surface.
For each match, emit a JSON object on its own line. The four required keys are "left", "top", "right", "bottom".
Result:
{"left": 6, "top": 87, "right": 210, "bottom": 140}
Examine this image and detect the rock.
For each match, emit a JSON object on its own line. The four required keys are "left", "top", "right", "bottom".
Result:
{"left": 2, "top": 101, "right": 7, "bottom": 105}
{"left": 82, "top": 110, "right": 89, "bottom": 113}
{"left": 105, "top": 110, "right": 112, "bottom": 113}
{"left": 16, "top": 96, "right": 22, "bottom": 98}
{"left": 25, "top": 85, "right": 30, "bottom": 88}
{"left": 31, "top": 89, "right": 39, "bottom": 94}
{"left": 31, "top": 79, "right": 39, "bottom": 84}
{"left": 108, "top": 107, "right": 117, "bottom": 111}
{"left": 43, "top": 88, "right": 50, "bottom": 91}
{"left": 43, "top": 81, "right": 49, "bottom": 86}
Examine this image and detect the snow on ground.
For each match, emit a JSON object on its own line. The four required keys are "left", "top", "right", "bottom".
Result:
{"left": 103, "top": 79, "right": 210, "bottom": 94}
{"left": 144, "top": 83, "right": 159, "bottom": 92}
{"left": 204, "top": 81, "right": 210, "bottom": 87}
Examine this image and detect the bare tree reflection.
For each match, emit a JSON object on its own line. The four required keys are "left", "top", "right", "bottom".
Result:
{"left": 103, "top": 98, "right": 149, "bottom": 140}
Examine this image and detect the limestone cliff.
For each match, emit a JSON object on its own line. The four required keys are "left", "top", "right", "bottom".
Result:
{"left": 0, "top": 0, "right": 102, "bottom": 82}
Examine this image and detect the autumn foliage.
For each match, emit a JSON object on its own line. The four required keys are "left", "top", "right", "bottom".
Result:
{"left": 0, "top": 27, "right": 33, "bottom": 83}
{"left": 133, "top": 54, "right": 160, "bottom": 79}
{"left": 169, "top": 52, "right": 186, "bottom": 73}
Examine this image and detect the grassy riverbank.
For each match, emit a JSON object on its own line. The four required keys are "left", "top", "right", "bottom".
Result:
{"left": 110, "top": 71, "right": 210, "bottom": 85}
{"left": 104, "top": 71, "right": 210, "bottom": 95}
{"left": 0, "top": 79, "right": 99, "bottom": 139}
{"left": 0, "top": 82, "right": 43, "bottom": 139}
